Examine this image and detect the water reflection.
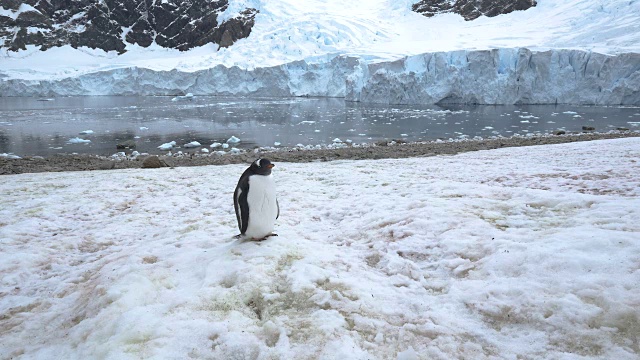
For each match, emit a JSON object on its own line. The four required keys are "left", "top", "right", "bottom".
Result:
{"left": 0, "top": 96, "right": 638, "bottom": 157}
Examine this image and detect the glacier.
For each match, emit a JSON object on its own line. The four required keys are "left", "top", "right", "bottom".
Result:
{"left": 352, "top": 48, "right": 640, "bottom": 105}
{"left": 1, "top": 48, "right": 639, "bottom": 105}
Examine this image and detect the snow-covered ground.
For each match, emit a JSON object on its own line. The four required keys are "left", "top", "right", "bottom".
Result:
{"left": 1, "top": 0, "right": 639, "bottom": 81}
{"left": 1, "top": 138, "right": 639, "bottom": 359}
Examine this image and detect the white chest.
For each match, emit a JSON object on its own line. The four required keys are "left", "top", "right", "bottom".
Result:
{"left": 245, "top": 174, "right": 277, "bottom": 239}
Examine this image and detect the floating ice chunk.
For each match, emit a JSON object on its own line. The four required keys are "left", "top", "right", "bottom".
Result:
{"left": 222, "top": 143, "right": 229, "bottom": 149}
{"left": 332, "top": 138, "right": 343, "bottom": 143}
{"left": 345, "top": 139, "right": 353, "bottom": 144}
{"left": 79, "top": 130, "right": 94, "bottom": 135}
{"left": 227, "top": 136, "right": 241, "bottom": 144}
{"left": 573, "top": 115, "right": 582, "bottom": 118}
{"left": 67, "top": 137, "right": 91, "bottom": 144}
{"left": 519, "top": 115, "right": 538, "bottom": 119}
{"left": 201, "top": 148, "right": 209, "bottom": 153}
{"left": 0, "top": 153, "right": 21, "bottom": 159}
{"left": 299, "top": 121, "right": 316, "bottom": 125}
{"left": 139, "top": 127, "right": 149, "bottom": 130}
{"left": 563, "top": 111, "right": 578, "bottom": 114}
{"left": 183, "top": 141, "right": 201, "bottom": 148}
{"left": 274, "top": 142, "right": 281, "bottom": 146}
{"left": 296, "top": 143, "right": 305, "bottom": 147}
{"left": 131, "top": 151, "right": 140, "bottom": 157}
{"left": 229, "top": 147, "right": 242, "bottom": 154}
{"left": 171, "top": 93, "right": 194, "bottom": 101}
{"left": 400, "top": 133, "right": 408, "bottom": 137}
{"left": 210, "top": 142, "right": 222, "bottom": 148}
{"left": 158, "top": 141, "right": 176, "bottom": 150}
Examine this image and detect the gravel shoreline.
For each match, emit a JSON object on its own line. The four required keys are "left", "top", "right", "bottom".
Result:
{"left": 2, "top": 132, "right": 639, "bottom": 175}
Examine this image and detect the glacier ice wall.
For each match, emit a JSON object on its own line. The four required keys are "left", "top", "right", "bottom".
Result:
{"left": 352, "top": 48, "right": 640, "bottom": 105}
{"left": 1, "top": 48, "right": 639, "bottom": 105}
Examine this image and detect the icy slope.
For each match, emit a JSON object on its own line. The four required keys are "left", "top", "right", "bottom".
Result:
{"left": 1, "top": 138, "right": 639, "bottom": 359}
{"left": 1, "top": 0, "right": 639, "bottom": 78}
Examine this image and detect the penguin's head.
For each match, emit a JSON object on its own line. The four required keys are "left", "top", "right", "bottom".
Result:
{"left": 250, "top": 158, "right": 275, "bottom": 175}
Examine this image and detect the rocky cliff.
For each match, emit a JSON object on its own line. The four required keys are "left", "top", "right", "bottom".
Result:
{"left": 0, "top": 0, "right": 257, "bottom": 53}
{"left": 412, "top": 0, "right": 537, "bottom": 20}
{"left": 2, "top": 48, "right": 638, "bottom": 106}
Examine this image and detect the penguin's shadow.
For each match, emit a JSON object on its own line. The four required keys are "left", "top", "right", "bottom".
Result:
{"left": 230, "top": 234, "right": 278, "bottom": 245}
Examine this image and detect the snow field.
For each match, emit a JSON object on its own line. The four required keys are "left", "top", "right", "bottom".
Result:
{"left": 1, "top": 138, "right": 639, "bottom": 359}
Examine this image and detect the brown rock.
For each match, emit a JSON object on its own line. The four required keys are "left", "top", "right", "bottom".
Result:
{"left": 142, "top": 155, "right": 169, "bottom": 168}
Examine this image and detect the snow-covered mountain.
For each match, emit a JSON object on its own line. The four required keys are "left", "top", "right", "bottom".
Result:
{"left": 1, "top": 0, "right": 639, "bottom": 104}
{"left": 0, "top": 0, "right": 258, "bottom": 53}
{"left": 412, "top": 0, "right": 537, "bottom": 20}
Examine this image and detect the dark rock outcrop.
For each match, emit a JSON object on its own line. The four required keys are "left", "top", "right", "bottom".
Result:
{"left": 412, "top": 0, "right": 537, "bottom": 20}
{"left": 0, "top": 0, "right": 258, "bottom": 53}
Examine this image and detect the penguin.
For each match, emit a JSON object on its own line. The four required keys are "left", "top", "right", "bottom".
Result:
{"left": 234, "top": 158, "right": 279, "bottom": 240}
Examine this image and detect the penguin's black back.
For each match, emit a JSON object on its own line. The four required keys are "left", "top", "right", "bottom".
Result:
{"left": 234, "top": 168, "right": 252, "bottom": 234}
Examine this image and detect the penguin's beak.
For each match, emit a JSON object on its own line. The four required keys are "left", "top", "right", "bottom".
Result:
{"left": 267, "top": 164, "right": 275, "bottom": 169}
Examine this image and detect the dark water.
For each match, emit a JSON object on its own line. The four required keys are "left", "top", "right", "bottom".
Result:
{"left": 0, "top": 96, "right": 639, "bottom": 157}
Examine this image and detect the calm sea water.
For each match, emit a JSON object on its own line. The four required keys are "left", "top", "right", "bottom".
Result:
{"left": 1, "top": 96, "right": 638, "bottom": 157}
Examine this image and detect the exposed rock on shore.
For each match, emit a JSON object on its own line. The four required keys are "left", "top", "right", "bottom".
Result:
{"left": 2, "top": 132, "right": 638, "bottom": 175}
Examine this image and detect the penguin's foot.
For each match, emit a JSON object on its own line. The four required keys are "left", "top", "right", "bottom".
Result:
{"left": 255, "top": 233, "right": 278, "bottom": 241}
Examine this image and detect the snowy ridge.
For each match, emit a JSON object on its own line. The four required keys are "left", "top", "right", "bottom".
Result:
{"left": 1, "top": 138, "right": 639, "bottom": 358}
{"left": 2, "top": 48, "right": 639, "bottom": 105}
